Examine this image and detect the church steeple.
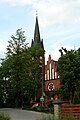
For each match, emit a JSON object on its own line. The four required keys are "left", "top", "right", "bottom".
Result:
{"left": 34, "top": 15, "right": 40, "bottom": 43}
{"left": 31, "top": 15, "right": 44, "bottom": 49}
{"left": 31, "top": 15, "right": 45, "bottom": 101}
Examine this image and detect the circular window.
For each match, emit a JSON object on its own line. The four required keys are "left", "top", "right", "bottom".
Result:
{"left": 48, "top": 83, "right": 55, "bottom": 91}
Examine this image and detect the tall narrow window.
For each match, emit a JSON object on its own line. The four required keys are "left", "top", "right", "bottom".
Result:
{"left": 45, "top": 74, "right": 47, "bottom": 80}
{"left": 55, "top": 71, "right": 57, "bottom": 79}
{"left": 52, "top": 69, "right": 54, "bottom": 79}
{"left": 47, "top": 70, "right": 49, "bottom": 80}
{"left": 50, "top": 63, "right": 51, "bottom": 79}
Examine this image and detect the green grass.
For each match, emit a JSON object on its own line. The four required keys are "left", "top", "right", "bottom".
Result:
{"left": 0, "top": 113, "right": 11, "bottom": 120}
{"left": 36, "top": 113, "right": 78, "bottom": 120}
{"left": 36, "top": 115, "right": 54, "bottom": 120}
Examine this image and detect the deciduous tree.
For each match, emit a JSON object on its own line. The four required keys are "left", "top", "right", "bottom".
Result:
{"left": 58, "top": 48, "right": 80, "bottom": 102}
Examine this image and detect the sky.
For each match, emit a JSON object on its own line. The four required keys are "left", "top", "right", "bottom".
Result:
{"left": 0, "top": 0, "right": 80, "bottom": 63}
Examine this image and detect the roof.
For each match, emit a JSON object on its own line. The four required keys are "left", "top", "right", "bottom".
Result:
{"left": 31, "top": 16, "right": 44, "bottom": 49}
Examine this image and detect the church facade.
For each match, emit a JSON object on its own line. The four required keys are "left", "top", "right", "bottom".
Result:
{"left": 45, "top": 55, "right": 60, "bottom": 105}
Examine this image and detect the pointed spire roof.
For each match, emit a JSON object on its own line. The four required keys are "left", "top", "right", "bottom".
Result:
{"left": 34, "top": 15, "right": 40, "bottom": 43}
{"left": 31, "top": 14, "right": 44, "bottom": 49}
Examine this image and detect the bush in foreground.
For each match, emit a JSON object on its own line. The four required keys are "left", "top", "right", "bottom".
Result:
{"left": 0, "top": 113, "right": 11, "bottom": 120}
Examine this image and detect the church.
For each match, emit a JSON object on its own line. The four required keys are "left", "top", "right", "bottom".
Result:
{"left": 31, "top": 15, "right": 60, "bottom": 105}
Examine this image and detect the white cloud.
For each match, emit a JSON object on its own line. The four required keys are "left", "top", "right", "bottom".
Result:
{"left": 1, "top": 0, "right": 80, "bottom": 27}
{"left": 32, "top": 0, "right": 80, "bottom": 27}
{"left": 0, "top": 38, "right": 7, "bottom": 58}
{"left": 0, "top": 0, "right": 80, "bottom": 61}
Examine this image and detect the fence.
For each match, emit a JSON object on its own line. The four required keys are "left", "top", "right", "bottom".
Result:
{"left": 61, "top": 104, "right": 80, "bottom": 119}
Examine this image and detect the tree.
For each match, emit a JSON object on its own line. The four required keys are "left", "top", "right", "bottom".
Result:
{"left": 58, "top": 47, "right": 80, "bottom": 102}
{"left": 27, "top": 44, "right": 44, "bottom": 100}
{"left": 0, "top": 29, "right": 44, "bottom": 107}
{"left": 0, "top": 66, "right": 4, "bottom": 107}
{"left": 5, "top": 28, "right": 28, "bottom": 107}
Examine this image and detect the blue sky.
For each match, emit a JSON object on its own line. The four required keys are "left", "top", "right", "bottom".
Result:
{"left": 0, "top": 0, "right": 80, "bottom": 62}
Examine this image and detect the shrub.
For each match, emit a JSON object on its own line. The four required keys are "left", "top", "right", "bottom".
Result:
{"left": 72, "top": 91, "right": 80, "bottom": 104}
{"left": 0, "top": 113, "right": 11, "bottom": 120}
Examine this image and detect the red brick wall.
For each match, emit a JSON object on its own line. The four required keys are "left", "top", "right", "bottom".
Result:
{"left": 44, "top": 55, "right": 60, "bottom": 104}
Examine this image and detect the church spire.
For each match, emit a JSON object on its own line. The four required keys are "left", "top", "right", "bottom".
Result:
{"left": 31, "top": 14, "right": 44, "bottom": 49}
{"left": 34, "top": 15, "right": 40, "bottom": 43}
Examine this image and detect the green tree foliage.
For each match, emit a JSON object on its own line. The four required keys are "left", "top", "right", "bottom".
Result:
{"left": 0, "top": 29, "right": 44, "bottom": 107}
{"left": 72, "top": 91, "right": 80, "bottom": 104}
{"left": 0, "top": 66, "right": 4, "bottom": 107}
{"left": 29, "top": 44, "right": 44, "bottom": 98}
{"left": 58, "top": 47, "right": 80, "bottom": 102}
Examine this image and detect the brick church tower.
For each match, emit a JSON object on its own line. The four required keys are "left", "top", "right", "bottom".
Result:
{"left": 31, "top": 15, "right": 45, "bottom": 101}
